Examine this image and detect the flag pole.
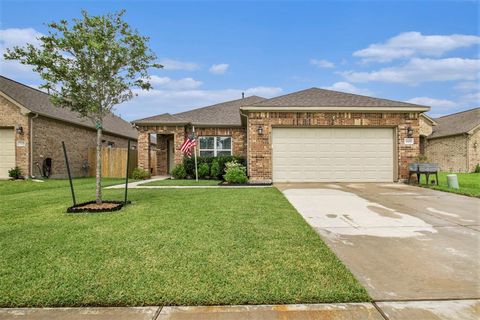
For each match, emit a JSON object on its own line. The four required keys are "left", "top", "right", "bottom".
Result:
{"left": 193, "top": 126, "right": 198, "bottom": 182}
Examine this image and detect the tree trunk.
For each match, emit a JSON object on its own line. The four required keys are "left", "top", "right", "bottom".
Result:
{"left": 95, "top": 127, "right": 102, "bottom": 204}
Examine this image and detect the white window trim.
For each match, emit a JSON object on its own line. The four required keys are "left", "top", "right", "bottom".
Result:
{"left": 199, "top": 136, "right": 232, "bottom": 156}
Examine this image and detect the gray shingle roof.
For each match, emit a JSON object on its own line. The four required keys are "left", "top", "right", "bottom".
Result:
{"left": 134, "top": 113, "right": 187, "bottom": 124}
{"left": 247, "top": 87, "right": 429, "bottom": 109}
{"left": 429, "top": 108, "right": 480, "bottom": 139}
{"left": 0, "top": 76, "right": 137, "bottom": 139}
{"left": 134, "top": 95, "right": 266, "bottom": 126}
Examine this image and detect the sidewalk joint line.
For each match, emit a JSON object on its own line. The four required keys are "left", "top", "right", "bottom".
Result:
{"left": 152, "top": 306, "right": 163, "bottom": 320}
{"left": 372, "top": 302, "right": 390, "bottom": 320}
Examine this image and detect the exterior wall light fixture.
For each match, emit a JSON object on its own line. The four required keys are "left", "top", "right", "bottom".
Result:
{"left": 257, "top": 125, "right": 263, "bottom": 135}
{"left": 16, "top": 125, "right": 24, "bottom": 135}
{"left": 406, "top": 126, "right": 413, "bottom": 138}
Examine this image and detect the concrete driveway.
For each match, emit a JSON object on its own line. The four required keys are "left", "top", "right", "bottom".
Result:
{"left": 277, "top": 183, "right": 480, "bottom": 302}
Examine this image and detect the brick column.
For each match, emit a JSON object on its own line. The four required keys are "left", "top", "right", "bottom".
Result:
{"left": 173, "top": 129, "right": 184, "bottom": 165}
{"left": 247, "top": 115, "right": 272, "bottom": 182}
{"left": 137, "top": 131, "right": 150, "bottom": 171}
{"left": 398, "top": 116, "right": 420, "bottom": 180}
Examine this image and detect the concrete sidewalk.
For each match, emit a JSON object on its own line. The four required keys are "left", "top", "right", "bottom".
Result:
{"left": 1, "top": 300, "right": 479, "bottom": 319}
{"left": 105, "top": 176, "right": 271, "bottom": 189}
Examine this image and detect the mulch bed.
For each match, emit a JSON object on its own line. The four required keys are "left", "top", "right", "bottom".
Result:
{"left": 67, "top": 200, "right": 128, "bottom": 213}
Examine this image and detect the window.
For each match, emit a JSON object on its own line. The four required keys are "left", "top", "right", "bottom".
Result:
{"left": 199, "top": 136, "right": 232, "bottom": 157}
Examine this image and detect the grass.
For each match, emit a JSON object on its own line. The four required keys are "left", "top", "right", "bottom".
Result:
{"left": 139, "top": 178, "right": 221, "bottom": 186}
{"left": 0, "top": 178, "right": 368, "bottom": 307}
{"left": 418, "top": 172, "right": 480, "bottom": 197}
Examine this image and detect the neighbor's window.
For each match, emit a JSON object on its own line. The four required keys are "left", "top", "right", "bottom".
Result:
{"left": 199, "top": 136, "right": 232, "bottom": 157}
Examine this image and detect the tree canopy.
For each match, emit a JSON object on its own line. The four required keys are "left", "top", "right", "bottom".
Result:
{"left": 4, "top": 10, "right": 161, "bottom": 124}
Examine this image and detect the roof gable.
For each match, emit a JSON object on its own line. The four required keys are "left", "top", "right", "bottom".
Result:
{"left": 429, "top": 108, "right": 480, "bottom": 139}
{"left": 0, "top": 76, "right": 137, "bottom": 139}
{"left": 134, "top": 95, "right": 266, "bottom": 126}
{"left": 245, "top": 87, "right": 429, "bottom": 109}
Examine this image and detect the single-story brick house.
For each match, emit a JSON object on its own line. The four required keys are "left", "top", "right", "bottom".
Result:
{"left": 0, "top": 76, "right": 137, "bottom": 179}
{"left": 133, "top": 88, "right": 430, "bottom": 183}
{"left": 425, "top": 108, "right": 480, "bottom": 173}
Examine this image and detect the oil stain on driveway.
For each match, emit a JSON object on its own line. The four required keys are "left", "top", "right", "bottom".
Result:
{"left": 279, "top": 183, "right": 480, "bottom": 302}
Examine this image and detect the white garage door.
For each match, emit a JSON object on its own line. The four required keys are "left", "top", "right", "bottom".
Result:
{"left": 272, "top": 127, "right": 394, "bottom": 182}
{"left": 0, "top": 128, "right": 16, "bottom": 179}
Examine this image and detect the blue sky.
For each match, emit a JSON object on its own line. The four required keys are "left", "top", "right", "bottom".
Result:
{"left": 1, "top": 0, "right": 479, "bottom": 120}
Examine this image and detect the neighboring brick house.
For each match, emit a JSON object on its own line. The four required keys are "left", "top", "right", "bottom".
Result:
{"left": 134, "top": 88, "right": 430, "bottom": 183}
{"left": 425, "top": 108, "right": 480, "bottom": 173}
{"left": 0, "top": 76, "right": 137, "bottom": 179}
{"left": 419, "top": 114, "right": 437, "bottom": 155}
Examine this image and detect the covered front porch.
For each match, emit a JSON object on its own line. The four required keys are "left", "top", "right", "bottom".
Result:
{"left": 137, "top": 125, "right": 186, "bottom": 176}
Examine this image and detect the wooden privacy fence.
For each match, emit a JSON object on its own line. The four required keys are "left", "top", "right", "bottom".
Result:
{"left": 88, "top": 147, "right": 138, "bottom": 178}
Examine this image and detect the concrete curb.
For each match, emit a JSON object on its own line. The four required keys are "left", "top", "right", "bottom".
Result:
{"left": 1, "top": 300, "right": 479, "bottom": 319}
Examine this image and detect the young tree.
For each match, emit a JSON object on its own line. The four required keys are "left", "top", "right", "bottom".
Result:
{"left": 4, "top": 10, "right": 161, "bottom": 204}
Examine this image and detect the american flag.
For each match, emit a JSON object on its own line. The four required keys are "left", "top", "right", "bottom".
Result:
{"left": 180, "top": 135, "right": 196, "bottom": 157}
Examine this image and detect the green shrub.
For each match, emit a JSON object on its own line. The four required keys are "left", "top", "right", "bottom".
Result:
{"left": 223, "top": 161, "right": 248, "bottom": 184}
{"left": 171, "top": 164, "right": 187, "bottom": 179}
{"left": 198, "top": 163, "right": 210, "bottom": 179}
{"left": 475, "top": 164, "right": 480, "bottom": 173}
{"left": 8, "top": 166, "right": 23, "bottom": 179}
{"left": 210, "top": 159, "right": 220, "bottom": 178}
{"left": 184, "top": 155, "right": 246, "bottom": 180}
{"left": 131, "top": 167, "right": 150, "bottom": 180}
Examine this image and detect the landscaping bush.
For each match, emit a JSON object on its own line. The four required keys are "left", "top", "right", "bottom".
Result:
{"left": 183, "top": 156, "right": 213, "bottom": 176}
{"left": 475, "top": 164, "right": 480, "bottom": 173}
{"left": 198, "top": 163, "right": 210, "bottom": 179}
{"left": 8, "top": 166, "right": 23, "bottom": 180}
{"left": 184, "top": 155, "right": 246, "bottom": 180}
{"left": 171, "top": 164, "right": 187, "bottom": 179}
{"left": 223, "top": 161, "right": 248, "bottom": 184}
{"left": 210, "top": 159, "right": 220, "bottom": 178}
{"left": 131, "top": 167, "right": 150, "bottom": 180}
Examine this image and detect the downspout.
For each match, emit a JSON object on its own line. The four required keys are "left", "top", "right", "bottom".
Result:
{"left": 30, "top": 113, "right": 39, "bottom": 178}
{"left": 466, "top": 133, "right": 470, "bottom": 173}
{"left": 240, "top": 110, "right": 249, "bottom": 177}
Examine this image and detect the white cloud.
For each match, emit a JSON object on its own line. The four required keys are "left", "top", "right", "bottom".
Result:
{"left": 158, "top": 58, "right": 199, "bottom": 71}
{"left": 310, "top": 59, "right": 335, "bottom": 68}
{"left": 117, "top": 86, "right": 282, "bottom": 120}
{"left": 342, "top": 58, "right": 480, "bottom": 84}
{"left": 354, "top": 32, "right": 480, "bottom": 62}
{"left": 244, "top": 86, "right": 282, "bottom": 97}
{"left": 406, "top": 97, "right": 456, "bottom": 109}
{"left": 209, "top": 63, "right": 229, "bottom": 74}
{"left": 323, "top": 82, "right": 372, "bottom": 95}
{"left": 454, "top": 81, "right": 479, "bottom": 92}
{"left": 0, "top": 28, "right": 43, "bottom": 80}
{"left": 460, "top": 92, "right": 480, "bottom": 104}
{"left": 149, "top": 75, "right": 202, "bottom": 90}
{"left": 0, "top": 28, "right": 42, "bottom": 47}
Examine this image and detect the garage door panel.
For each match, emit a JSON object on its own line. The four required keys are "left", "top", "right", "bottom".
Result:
{"left": 272, "top": 128, "right": 394, "bottom": 182}
{"left": 0, "top": 128, "right": 16, "bottom": 179}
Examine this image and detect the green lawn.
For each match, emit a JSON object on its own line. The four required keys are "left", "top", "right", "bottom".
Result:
{"left": 419, "top": 172, "right": 480, "bottom": 197}
{"left": 0, "top": 178, "right": 368, "bottom": 307}
{"left": 139, "top": 179, "right": 221, "bottom": 186}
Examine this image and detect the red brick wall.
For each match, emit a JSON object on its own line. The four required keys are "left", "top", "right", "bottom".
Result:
{"left": 32, "top": 116, "right": 135, "bottom": 178}
{"left": 187, "top": 127, "right": 247, "bottom": 157}
{"left": 137, "top": 126, "right": 185, "bottom": 172}
{"left": 247, "top": 111, "right": 420, "bottom": 182}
